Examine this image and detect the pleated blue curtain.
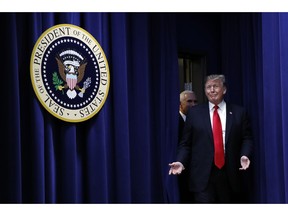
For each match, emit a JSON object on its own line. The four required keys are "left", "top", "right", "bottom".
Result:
{"left": 0, "top": 12, "right": 179, "bottom": 203}
{"left": 259, "top": 13, "right": 288, "bottom": 203}
{"left": 3, "top": 11, "right": 288, "bottom": 204}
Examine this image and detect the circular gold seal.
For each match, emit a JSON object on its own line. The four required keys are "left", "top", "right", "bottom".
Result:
{"left": 30, "top": 24, "right": 110, "bottom": 122}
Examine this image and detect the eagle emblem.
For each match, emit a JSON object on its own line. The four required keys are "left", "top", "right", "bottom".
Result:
{"left": 55, "top": 49, "right": 88, "bottom": 99}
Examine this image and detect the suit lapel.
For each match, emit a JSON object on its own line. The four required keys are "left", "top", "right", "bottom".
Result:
{"left": 203, "top": 104, "right": 213, "bottom": 142}
{"left": 225, "top": 104, "right": 233, "bottom": 144}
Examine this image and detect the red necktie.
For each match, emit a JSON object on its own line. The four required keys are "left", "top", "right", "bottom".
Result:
{"left": 213, "top": 105, "right": 225, "bottom": 169}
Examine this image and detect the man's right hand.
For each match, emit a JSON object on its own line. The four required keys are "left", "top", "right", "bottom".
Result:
{"left": 168, "top": 162, "right": 185, "bottom": 175}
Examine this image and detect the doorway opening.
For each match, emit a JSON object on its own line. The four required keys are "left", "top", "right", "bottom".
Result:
{"left": 178, "top": 54, "right": 207, "bottom": 104}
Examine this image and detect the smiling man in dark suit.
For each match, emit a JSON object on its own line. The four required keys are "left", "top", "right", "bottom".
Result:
{"left": 169, "top": 74, "right": 253, "bottom": 203}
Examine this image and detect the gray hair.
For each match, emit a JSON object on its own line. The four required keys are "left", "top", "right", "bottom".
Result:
{"left": 205, "top": 74, "right": 226, "bottom": 86}
{"left": 180, "top": 90, "right": 195, "bottom": 102}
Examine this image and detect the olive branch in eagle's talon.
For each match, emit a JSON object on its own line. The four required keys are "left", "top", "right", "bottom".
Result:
{"left": 52, "top": 72, "right": 64, "bottom": 94}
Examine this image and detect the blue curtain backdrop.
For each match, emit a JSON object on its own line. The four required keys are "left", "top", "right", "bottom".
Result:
{"left": 2, "top": 12, "right": 288, "bottom": 203}
{"left": 0, "top": 12, "right": 179, "bottom": 203}
{"left": 259, "top": 13, "right": 288, "bottom": 203}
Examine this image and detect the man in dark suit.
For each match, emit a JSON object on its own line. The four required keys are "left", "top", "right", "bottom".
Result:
{"left": 178, "top": 90, "right": 197, "bottom": 203}
{"left": 169, "top": 74, "right": 253, "bottom": 203}
{"left": 179, "top": 90, "right": 198, "bottom": 143}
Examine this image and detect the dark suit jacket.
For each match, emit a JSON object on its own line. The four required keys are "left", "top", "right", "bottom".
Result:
{"left": 177, "top": 112, "right": 194, "bottom": 202}
{"left": 178, "top": 113, "right": 185, "bottom": 143}
{"left": 177, "top": 103, "right": 253, "bottom": 193}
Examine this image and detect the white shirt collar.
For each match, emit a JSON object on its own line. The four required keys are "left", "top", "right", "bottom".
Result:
{"left": 209, "top": 100, "right": 225, "bottom": 111}
{"left": 179, "top": 110, "right": 186, "bottom": 122}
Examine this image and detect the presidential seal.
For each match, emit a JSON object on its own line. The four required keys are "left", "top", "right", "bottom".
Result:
{"left": 30, "top": 24, "right": 110, "bottom": 122}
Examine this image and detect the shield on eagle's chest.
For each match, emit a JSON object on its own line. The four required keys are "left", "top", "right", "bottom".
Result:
{"left": 66, "top": 74, "right": 77, "bottom": 90}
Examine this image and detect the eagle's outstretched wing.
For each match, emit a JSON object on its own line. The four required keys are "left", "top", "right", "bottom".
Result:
{"left": 56, "top": 57, "right": 66, "bottom": 81}
{"left": 77, "top": 62, "right": 88, "bottom": 83}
